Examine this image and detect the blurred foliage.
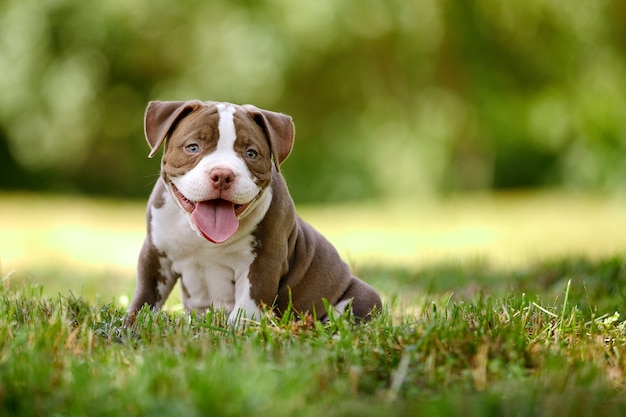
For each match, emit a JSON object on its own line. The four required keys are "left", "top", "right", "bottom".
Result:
{"left": 0, "top": 0, "right": 625, "bottom": 202}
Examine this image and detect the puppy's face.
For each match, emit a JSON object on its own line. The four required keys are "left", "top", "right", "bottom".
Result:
{"left": 144, "top": 100, "right": 295, "bottom": 243}
{"left": 161, "top": 103, "right": 274, "bottom": 243}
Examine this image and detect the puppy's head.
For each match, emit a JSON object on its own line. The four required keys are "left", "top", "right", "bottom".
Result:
{"left": 144, "top": 100, "right": 294, "bottom": 243}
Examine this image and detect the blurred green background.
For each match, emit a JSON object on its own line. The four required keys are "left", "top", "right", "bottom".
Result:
{"left": 1, "top": 0, "right": 625, "bottom": 203}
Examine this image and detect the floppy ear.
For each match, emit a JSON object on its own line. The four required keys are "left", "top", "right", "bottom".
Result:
{"left": 144, "top": 100, "right": 203, "bottom": 158}
{"left": 242, "top": 105, "right": 295, "bottom": 170}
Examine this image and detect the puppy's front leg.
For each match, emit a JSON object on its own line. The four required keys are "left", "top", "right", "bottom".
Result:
{"left": 227, "top": 274, "right": 262, "bottom": 326}
{"left": 128, "top": 238, "right": 178, "bottom": 314}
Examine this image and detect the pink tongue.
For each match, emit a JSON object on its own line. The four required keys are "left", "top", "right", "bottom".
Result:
{"left": 191, "top": 199, "right": 239, "bottom": 243}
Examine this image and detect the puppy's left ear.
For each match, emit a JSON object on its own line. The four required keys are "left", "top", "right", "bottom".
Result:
{"left": 145, "top": 100, "right": 203, "bottom": 158}
{"left": 243, "top": 105, "right": 295, "bottom": 169}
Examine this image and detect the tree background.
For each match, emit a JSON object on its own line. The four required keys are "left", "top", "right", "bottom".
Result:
{"left": 0, "top": 0, "right": 625, "bottom": 203}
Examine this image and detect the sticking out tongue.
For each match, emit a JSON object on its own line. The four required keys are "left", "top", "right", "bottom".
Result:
{"left": 191, "top": 199, "right": 239, "bottom": 243}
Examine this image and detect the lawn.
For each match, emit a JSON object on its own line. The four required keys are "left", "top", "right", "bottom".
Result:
{"left": 1, "top": 192, "right": 626, "bottom": 416}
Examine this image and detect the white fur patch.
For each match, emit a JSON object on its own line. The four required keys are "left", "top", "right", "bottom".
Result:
{"left": 216, "top": 103, "right": 237, "bottom": 153}
{"left": 320, "top": 298, "right": 354, "bottom": 323}
{"left": 334, "top": 298, "right": 353, "bottom": 315}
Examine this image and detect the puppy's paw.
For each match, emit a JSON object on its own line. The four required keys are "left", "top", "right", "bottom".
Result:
{"left": 227, "top": 305, "right": 262, "bottom": 328}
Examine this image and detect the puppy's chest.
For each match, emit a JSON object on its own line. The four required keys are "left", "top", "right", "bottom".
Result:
{"left": 150, "top": 196, "right": 258, "bottom": 281}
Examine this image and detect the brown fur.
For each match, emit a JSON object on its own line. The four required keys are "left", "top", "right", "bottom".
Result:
{"left": 250, "top": 169, "right": 381, "bottom": 319}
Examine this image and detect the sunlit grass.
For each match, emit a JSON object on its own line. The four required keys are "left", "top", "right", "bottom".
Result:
{"left": 304, "top": 191, "right": 626, "bottom": 268}
{"left": 1, "top": 191, "right": 625, "bottom": 303}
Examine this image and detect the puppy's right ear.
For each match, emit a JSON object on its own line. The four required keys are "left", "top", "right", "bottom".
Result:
{"left": 144, "top": 100, "right": 203, "bottom": 158}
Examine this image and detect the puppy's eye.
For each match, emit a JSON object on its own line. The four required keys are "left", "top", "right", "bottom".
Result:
{"left": 246, "top": 149, "right": 258, "bottom": 159}
{"left": 185, "top": 143, "right": 201, "bottom": 154}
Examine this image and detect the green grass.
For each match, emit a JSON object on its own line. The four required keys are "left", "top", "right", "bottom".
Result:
{"left": 2, "top": 192, "right": 626, "bottom": 415}
{"left": 2, "top": 257, "right": 626, "bottom": 416}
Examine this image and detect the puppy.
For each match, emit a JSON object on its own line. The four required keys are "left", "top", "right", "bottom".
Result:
{"left": 128, "top": 100, "right": 381, "bottom": 323}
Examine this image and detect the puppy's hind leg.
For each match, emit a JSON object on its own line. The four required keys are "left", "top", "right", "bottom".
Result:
{"left": 334, "top": 277, "right": 382, "bottom": 322}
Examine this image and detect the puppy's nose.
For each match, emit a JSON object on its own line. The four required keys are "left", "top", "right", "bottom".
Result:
{"left": 210, "top": 168, "right": 235, "bottom": 190}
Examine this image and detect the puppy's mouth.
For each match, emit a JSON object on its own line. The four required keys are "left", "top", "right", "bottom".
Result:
{"left": 170, "top": 183, "right": 251, "bottom": 244}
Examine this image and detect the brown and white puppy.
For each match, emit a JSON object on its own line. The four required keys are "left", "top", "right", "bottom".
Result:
{"left": 128, "top": 100, "right": 381, "bottom": 324}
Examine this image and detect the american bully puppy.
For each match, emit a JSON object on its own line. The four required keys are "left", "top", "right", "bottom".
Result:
{"left": 128, "top": 100, "right": 381, "bottom": 324}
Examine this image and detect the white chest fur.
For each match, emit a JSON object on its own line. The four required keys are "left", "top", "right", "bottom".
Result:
{"left": 149, "top": 185, "right": 271, "bottom": 322}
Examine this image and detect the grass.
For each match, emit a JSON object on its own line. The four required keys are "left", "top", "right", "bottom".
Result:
{"left": 2, "top": 192, "right": 626, "bottom": 415}
{"left": 2, "top": 257, "right": 626, "bottom": 416}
